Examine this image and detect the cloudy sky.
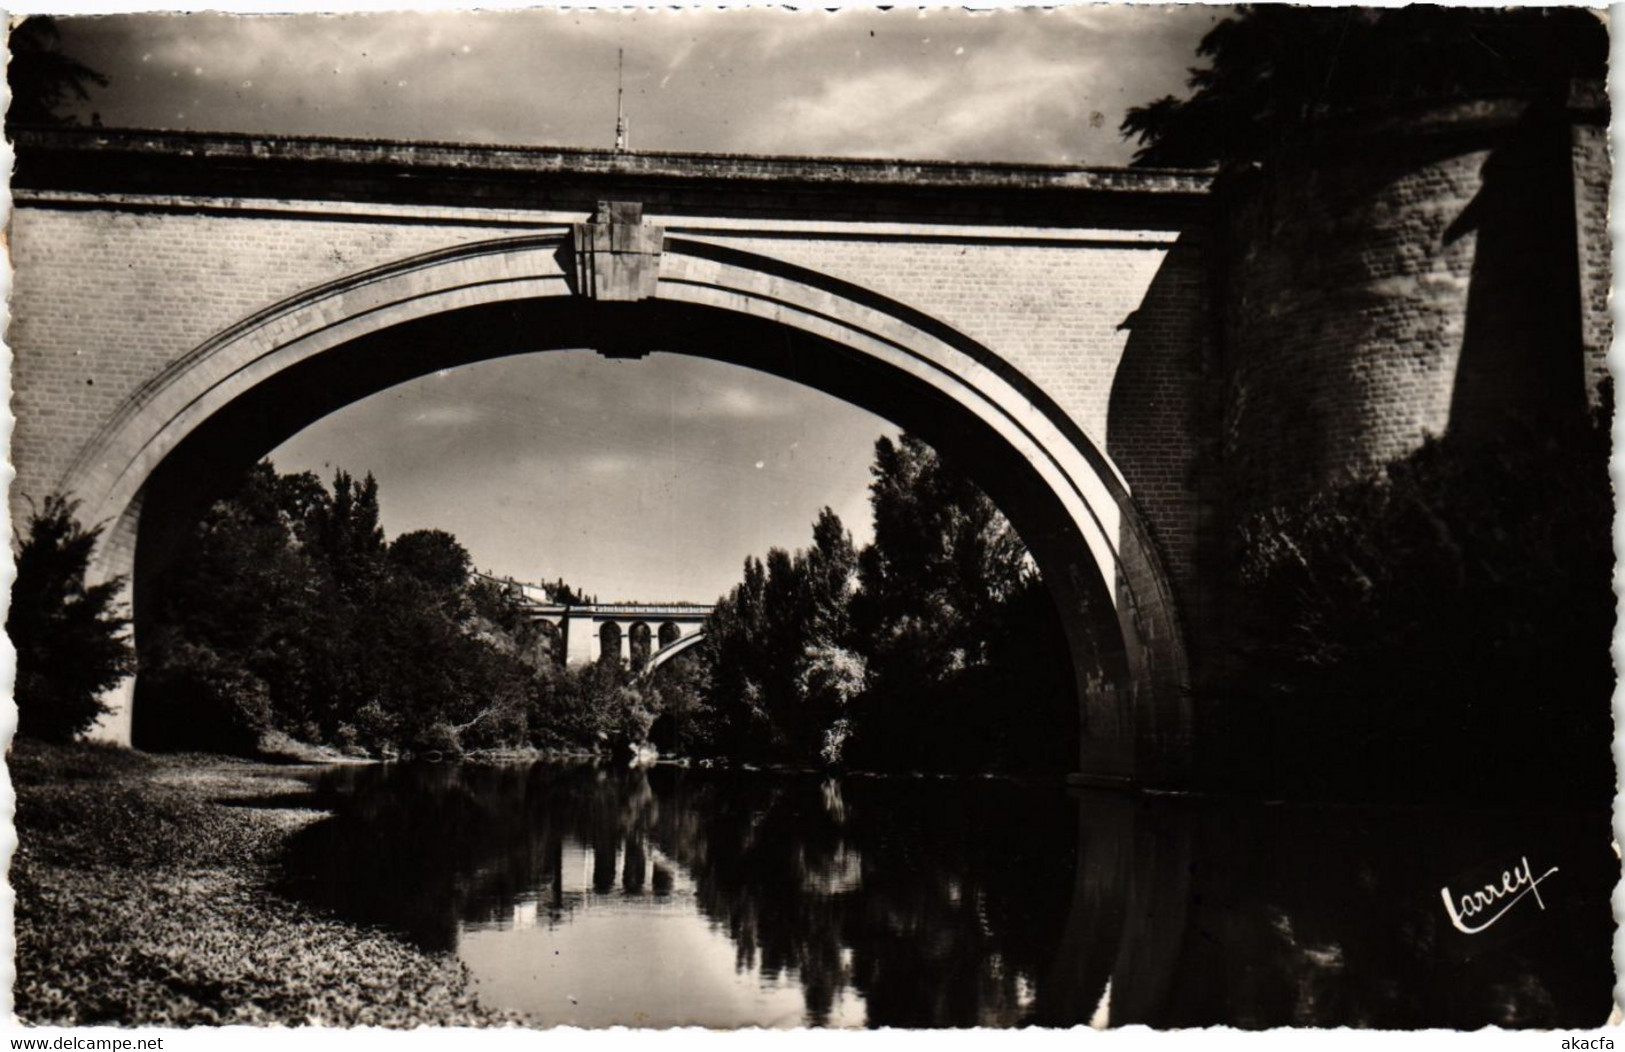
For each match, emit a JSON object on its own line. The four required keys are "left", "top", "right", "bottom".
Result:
{"left": 42, "top": 7, "right": 1226, "bottom": 602}
{"left": 51, "top": 8, "right": 1222, "bottom": 163}
{"left": 274, "top": 354, "right": 900, "bottom": 603}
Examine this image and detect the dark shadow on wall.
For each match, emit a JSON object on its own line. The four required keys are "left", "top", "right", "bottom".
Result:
{"left": 1210, "top": 118, "right": 1556, "bottom": 515}
{"left": 1443, "top": 100, "right": 1589, "bottom": 443}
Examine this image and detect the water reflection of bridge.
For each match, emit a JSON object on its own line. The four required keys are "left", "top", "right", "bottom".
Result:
{"left": 475, "top": 573, "right": 711, "bottom": 669}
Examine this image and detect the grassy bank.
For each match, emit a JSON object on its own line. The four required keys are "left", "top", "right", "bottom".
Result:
{"left": 10, "top": 740, "right": 515, "bottom": 1027}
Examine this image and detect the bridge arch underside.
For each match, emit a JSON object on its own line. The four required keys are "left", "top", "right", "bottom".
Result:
{"left": 77, "top": 236, "right": 1189, "bottom": 784}
{"left": 646, "top": 630, "right": 705, "bottom": 673}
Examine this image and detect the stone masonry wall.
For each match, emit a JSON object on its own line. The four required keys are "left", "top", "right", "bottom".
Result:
{"left": 1220, "top": 141, "right": 1482, "bottom": 508}
{"left": 1572, "top": 118, "right": 1613, "bottom": 406}
{"left": 9, "top": 201, "right": 1209, "bottom": 598}
{"left": 693, "top": 232, "right": 1208, "bottom": 590}
{"left": 9, "top": 208, "right": 500, "bottom": 514}
{"left": 1219, "top": 96, "right": 1608, "bottom": 513}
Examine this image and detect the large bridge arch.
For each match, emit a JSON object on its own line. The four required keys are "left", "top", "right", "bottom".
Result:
{"left": 63, "top": 233, "right": 1189, "bottom": 785}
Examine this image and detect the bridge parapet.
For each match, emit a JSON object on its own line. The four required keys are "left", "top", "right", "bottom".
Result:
{"left": 11, "top": 125, "right": 1212, "bottom": 239}
{"left": 559, "top": 603, "right": 713, "bottom": 618}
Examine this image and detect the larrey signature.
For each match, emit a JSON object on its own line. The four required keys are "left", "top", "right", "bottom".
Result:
{"left": 1440, "top": 856, "right": 1558, "bottom": 934}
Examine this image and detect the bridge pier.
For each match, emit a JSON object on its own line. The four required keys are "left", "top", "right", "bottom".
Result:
{"left": 565, "top": 612, "right": 597, "bottom": 666}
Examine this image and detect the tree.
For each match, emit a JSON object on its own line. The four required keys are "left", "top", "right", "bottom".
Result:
{"left": 696, "top": 436, "right": 1075, "bottom": 773}
{"left": 7, "top": 16, "right": 108, "bottom": 128}
{"left": 1218, "top": 398, "right": 1615, "bottom": 803}
{"left": 645, "top": 643, "right": 719, "bottom": 756}
{"left": 843, "top": 435, "right": 1071, "bottom": 773}
{"left": 793, "top": 509, "right": 863, "bottom": 761}
{"left": 702, "top": 554, "right": 774, "bottom": 758}
{"left": 389, "top": 530, "right": 472, "bottom": 595}
{"left": 139, "top": 463, "right": 329, "bottom": 748}
{"left": 9, "top": 496, "right": 134, "bottom": 742}
{"left": 852, "top": 434, "right": 1026, "bottom": 682}
{"left": 306, "top": 469, "right": 386, "bottom": 598}
{"left": 803, "top": 507, "right": 857, "bottom": 647}
{"left": 1121, "top": 7, "right": 1607, "bottom": 168}
{"left": 141, "top": 461, "right": 544, "bottom": 756}
{"left": 548, "top": 578, "right": 590, "bottom": 605}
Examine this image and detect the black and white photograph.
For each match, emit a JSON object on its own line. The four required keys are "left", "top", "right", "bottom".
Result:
{"left": 1, "top": 2, "right": 1617, "bottom": 1036}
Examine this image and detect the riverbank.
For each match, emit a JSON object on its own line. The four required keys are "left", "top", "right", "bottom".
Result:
{"left": 10, "top": 739, "right": 517, "bottom": 1027}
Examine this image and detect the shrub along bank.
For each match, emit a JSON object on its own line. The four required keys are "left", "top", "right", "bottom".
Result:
{"left": 10, "top": 740, "right": 515, "bottom": 1026}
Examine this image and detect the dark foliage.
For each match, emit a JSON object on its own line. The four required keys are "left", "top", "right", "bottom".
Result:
{"left": 139, "top": 463, "right": 535, "bottom": 755}
{"left": 644, "top": 649, "right": 717, "bottom": 756}
{"left": 9, "top": 496, "right": 135, "bottom": 742}
{"left": 8, "top": 16, "right": 108, "bottom": 128}
{"left": 388, "top": 529, "right": 471, "bottom": 595}
{"left": 844, "top": 436, "right": 1075, "bottom": 773}
{"left": 1121, "top": 6, "right": 1607, "bottom": 168}
{"left": 525, "top": 657, "right": 655, "bottom": 754}
{"left": 696, "top": 506, "right": 864, "bottom": 763}
{"left": 697, "top": 435, "right": 1077, "bottom": 774}
{"left": 546, "top": 579, "right": 593, "bottom": 605}
{"left": 138, "top": 440, "right": 1074, "bottom": 772}
{"left": 138, "top": 460, "right": 668, "bottom": 758}
{"left": 1212, "top": 393, "right": 1615, "bottom": 803}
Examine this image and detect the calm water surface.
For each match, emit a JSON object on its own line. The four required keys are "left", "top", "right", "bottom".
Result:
{"left": 278, "top": 761, "right": 1614, "bottom": 1029}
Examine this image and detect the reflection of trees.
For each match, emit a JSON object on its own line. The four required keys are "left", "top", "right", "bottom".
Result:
{"left": 280, "top": 763, "right": 1078, "bottom": 1026}
{"left": 639, "top": 769, "right": 1077, "bottom": 1026}
{"left": 278, "top": 764, "right": 1615, "bottom": 1029}
{"left": 280, "top": 762, "right": 658, "bottom": 952}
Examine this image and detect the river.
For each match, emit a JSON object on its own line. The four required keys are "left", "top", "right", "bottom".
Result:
{"left": 276, "top": 760, "right": 1614, "bottom": 1029}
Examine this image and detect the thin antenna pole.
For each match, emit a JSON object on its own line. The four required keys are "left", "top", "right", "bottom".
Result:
{"left": 614, "top": 48, "right": 628, "bottom": 152}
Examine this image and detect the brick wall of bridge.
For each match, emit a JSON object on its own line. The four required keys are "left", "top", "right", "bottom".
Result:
{"left": 9, "top": 203, "right": 1210, "bottom": 601}
{"left": 9, "top": 209, "right": 503, "bottom": 512}
{"left": 1572, "top": 115, "right": 1613, "bottom": 401}
{"left": 684, "top": 232, "right": 1209, "bottom": 591}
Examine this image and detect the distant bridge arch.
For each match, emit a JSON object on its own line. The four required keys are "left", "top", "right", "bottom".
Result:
{"left": 644, "top": 631, "right": 706, "bottom": 674}
{"left": 474, "top": 576, "right": 712, "bottom": 669}
{"left": 629, "top": 622, "right": 652, "bottom": 668}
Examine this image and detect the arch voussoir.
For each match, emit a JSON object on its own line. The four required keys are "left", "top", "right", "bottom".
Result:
{"left": 66, "top": 232, "right": 1189, "bottom": 784}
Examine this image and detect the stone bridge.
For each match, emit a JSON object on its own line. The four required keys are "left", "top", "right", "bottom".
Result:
{"left": 9, "top": 90, "right": 1607, "bottom": 787}
{"left": 475, "top": 573, "right": 711, "bottom": 670}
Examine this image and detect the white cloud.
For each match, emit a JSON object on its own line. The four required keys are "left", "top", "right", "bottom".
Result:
{"left": 668, "top": 384, "right": 792, "bottom": 422}
{"left": 410, "top": 405, "right": 482, "bottom": 427}
{"left": 579, "top": 452, "right": 634, "bottom": 477}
